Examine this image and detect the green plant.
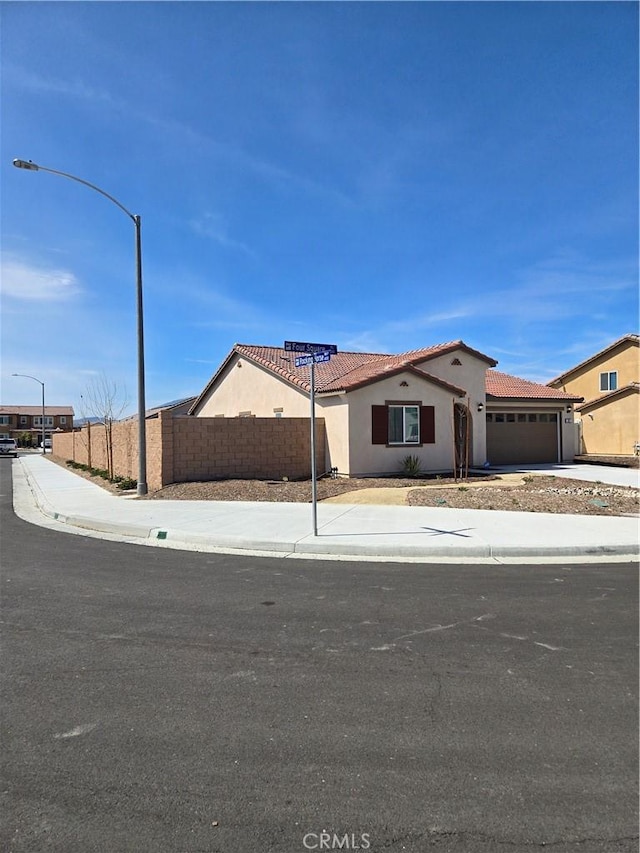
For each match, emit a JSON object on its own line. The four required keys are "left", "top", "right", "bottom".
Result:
{"left": 458, "top": 485, "right": 468, "bottom": 492}
{"left": 116, "top": 477, "right": 137, "bottom": 490}
{"left": 401, "top": 454, "right": 422, "bottom": 478}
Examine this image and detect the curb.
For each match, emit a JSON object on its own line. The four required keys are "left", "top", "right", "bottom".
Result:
{"left": 17, "top": 459, "right": 640, "bottom": 563}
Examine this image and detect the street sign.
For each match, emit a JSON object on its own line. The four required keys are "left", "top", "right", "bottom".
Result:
{"left": 295, "top": 350, "right": 332, "bottom": 368}
{"left": 284, "top": 339, "right": 338, "bottom": 537}
{"left": 284, "top": 341, "right": 338, "bottom": 355}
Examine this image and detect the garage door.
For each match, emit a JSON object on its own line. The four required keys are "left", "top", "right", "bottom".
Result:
{"left": 486, "top": 412, "right": 559, "bottom": 465}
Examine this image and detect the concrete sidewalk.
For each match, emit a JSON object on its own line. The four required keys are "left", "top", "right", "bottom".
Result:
{"left": 11, "top": 455, "right": 640, "bottom": 563}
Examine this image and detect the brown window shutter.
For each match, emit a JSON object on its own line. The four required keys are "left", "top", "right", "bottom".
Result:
{"left": 371, "top": 405, "right": 388, "bottom": 444}
{"left": 420, "top": 406, "right": 435, "bottom": 444}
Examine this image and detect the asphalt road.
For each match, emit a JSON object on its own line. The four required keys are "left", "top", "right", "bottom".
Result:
{"left": 1, "top": 459, "right": 638, "bottom": 853}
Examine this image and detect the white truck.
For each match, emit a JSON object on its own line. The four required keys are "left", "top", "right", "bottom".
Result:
{"left": 0, "top": 438, "right": 18, "bottom": 457}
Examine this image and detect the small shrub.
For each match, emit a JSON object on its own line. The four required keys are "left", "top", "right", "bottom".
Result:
{"left": 458, "top": 485, "right": 468, "bottom": 492}
{"left": 401, "top": 454, "right": 422, "bottom": 478}
{"left": 116, "top": 477, "right": 137, "bottom": 490}
{"left": 89, "top": 467, "right": 110, "bottom": 480}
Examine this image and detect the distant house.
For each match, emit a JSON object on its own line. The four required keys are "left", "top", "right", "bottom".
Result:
{"left": 0, "top": 405, "right": 75, "bottom": 447}
{"left": 189, "top": 341, "right": 580, "bottom": 476}
{"left": 548, "top": 334, "right": 639, "bottom": 457}
{"left": 118, "top": 396, "right": 198, "bottom": 423}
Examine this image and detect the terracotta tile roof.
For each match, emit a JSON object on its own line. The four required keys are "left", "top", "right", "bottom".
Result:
{"left": 233, "top": 341, "right": 491, "bottom": 395}
{"left": 486, "top": 370, "right": 582, "bottom": 401}
{"left": 548, "top": 334, "right": 639, "bottom": 386}
{"left": 191, "top": 343, "right": 591, "bottom": 413}
{"left": 576, "top": 382, "right": 639, "bottom": 412}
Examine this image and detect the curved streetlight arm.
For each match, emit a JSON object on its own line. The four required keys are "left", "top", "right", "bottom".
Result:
{"left": 13, "top": 159, "right": 136, "bottom": 222}
{"left": 12, "top": 372, "right": 43, "bottom": 388}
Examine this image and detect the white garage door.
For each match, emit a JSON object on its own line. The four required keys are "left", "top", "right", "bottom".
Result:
{"left": 486, "top": 412, "right": 559, "bottom": 465}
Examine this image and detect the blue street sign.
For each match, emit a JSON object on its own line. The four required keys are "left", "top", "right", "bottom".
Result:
{"left": 295, "top": 350, "right": 332, "bottom": 368}
{"left": 285, "top": 341, "right": 338, "bottom": 355}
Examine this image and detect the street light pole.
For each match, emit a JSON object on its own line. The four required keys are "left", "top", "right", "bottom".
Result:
{"left": 12, "top": 374, "right": 45, "bottom": 452}
{"left": 13, "top": 158, "right": 148, "bottom": 495}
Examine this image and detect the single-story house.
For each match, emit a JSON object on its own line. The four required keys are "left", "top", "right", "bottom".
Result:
{"left": 189, "top": 340, "right": 581, "bottom": 476}
{"left": 547, "top": 334, "right": 639, "bottom": 458}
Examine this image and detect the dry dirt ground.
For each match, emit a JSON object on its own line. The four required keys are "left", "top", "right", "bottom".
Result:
{"left": 144, "top": 473, "right": 638, "bottom": 517}
{"left": 48, "top": 457, "right": 639, "bottom": 517}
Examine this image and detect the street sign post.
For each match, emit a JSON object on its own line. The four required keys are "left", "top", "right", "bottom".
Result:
{"left": 286, "top": 340, "right": 338, "bottom": 536}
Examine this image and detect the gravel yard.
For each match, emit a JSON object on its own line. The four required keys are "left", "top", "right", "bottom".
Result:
{"left": 144, "top": 473, "right": 638, "bottom": 517}
{"left": 49, "top": 456, "right": 639, "bottom": 517}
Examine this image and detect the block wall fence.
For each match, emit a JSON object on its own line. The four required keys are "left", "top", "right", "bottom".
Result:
{"left": 52, "top": 413, "right": 326, "bottom": 491}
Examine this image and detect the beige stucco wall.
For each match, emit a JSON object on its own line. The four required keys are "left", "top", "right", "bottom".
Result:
{"left": 551, "top": 341, "right": 639, "bottom": 401}
{"left": 316, "top": 395, "right": 349, "bottom": 474}
{"left": 196, "top": 354, "right": 311, "bottom": 417}
{"left": 578, "top": 391, "right": 639, "bottom": 456}
{"left": 412, "top": 350, "right": 489, "bottom": 467}
{"left": 346, "top": 376, "right": 472, "bottom": 476}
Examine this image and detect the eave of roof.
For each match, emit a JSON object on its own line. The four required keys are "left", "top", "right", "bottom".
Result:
{"left": 575, "top": 382, "right": 639, "bottom": 412}
{"left": 486, "top": 370, "right": 582, "bottom": 401}
{"left": 0, "top": 405, "right": 75, "bottom": 415}
{"left": 547, "top": 334, "right": 639, "bottom": 386}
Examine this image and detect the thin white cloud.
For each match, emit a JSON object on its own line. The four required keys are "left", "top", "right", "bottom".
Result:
{"left": 1, "top": 258, "right": 81, "bottom": 301}
{"left": 15, "top": 68, "right": 117, "bottom": 106}
{"left": 188, "top": 212, "right": 255, "bottom": 257}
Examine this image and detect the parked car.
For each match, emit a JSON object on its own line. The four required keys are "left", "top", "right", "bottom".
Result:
{"left": 43, "top": 438, "right": 52, "bottom": 449}
{"left": 0, "top": 438, "right": 18, "bottom": 457}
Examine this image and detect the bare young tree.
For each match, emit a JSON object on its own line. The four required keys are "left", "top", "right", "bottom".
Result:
{"left": 82, "top": 375, "right": 130, "bottom": 479}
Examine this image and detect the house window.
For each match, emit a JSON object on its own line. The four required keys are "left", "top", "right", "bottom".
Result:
{"left": 33, "top": 416, "right": 54, "bottom": 427}
{"left": 389, "top": 405, "right": 419, "bottom": 444}
{"left": 20, "top": 416, "right": 27, "bottom": 425}
{"left": 371, "top": 404, "right": 435, "bottom": 445}
{"left": 0, "top": 416, "right": 9, "bottom": 425}
{"left": 60, "top": 416, "right": 66, "bottom": 424}
{"left": 599, "top": 371, "right": 617, "bottom": 392}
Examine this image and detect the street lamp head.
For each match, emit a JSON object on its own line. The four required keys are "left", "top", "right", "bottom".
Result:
{"left": 13, "top": 159, "right": 39, "bottom": 171}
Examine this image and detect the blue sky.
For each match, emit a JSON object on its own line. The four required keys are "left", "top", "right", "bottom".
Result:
{"left": 1, "top": 1, "right": 638, "bottom": 416}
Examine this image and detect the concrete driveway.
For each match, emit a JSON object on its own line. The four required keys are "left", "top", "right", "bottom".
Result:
{"left": 490, "top": 463, "right": 639, "bottom": 489}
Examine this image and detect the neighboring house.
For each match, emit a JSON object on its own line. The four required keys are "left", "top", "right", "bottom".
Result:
{"left": 118, "top": 396, "right": 198, "bottom": 423}
{"left": 0, "top": 405, "right": 75, "bottom": 446}
{"left": 547, "top": 334, "right": 640, "bottom": 457}
{"left": 189, "top": 341, "right": 579, "bottom": 476}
